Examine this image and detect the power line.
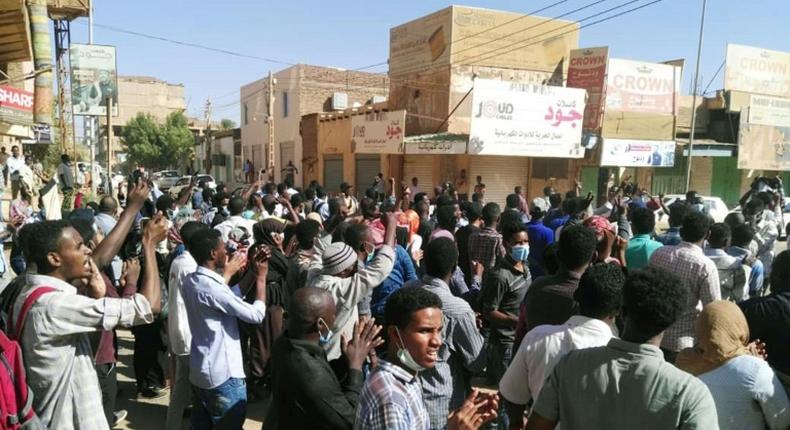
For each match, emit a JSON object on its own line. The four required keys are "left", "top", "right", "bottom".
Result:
{"left": 468, "top": 0, "right": 665, "bottom": 66}
{"left": 350, "top": 0, "right": 572, "bottom": 71}
{"left": 702, "top": 59, "right": 725, "bottom": 95}
{"left": 81, "top": 21, "right": 297, "bottom": 66}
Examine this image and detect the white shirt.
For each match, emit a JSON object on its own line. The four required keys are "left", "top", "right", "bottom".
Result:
{"left": 6, "top": 155, "right": 24, "bottom": 180}
{"left": 499, "top": 315, "right": 615, "bottom": 408}
{"left": 214, "top": 215, "right": 256, "bottom": 246}
{"left": 168, "top": 251, "right": 197, "bottom": 356}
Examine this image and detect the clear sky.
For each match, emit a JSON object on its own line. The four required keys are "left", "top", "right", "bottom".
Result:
{"left": 68, "top": 0, "right": 790, "bottom": 122}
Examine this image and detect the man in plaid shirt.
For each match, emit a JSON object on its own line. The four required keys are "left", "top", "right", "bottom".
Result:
{"left": 649, "top": 211, "right": 720, "bottom": 361}
{"left": 468, "top": 203, "right": 505, "bottom": 272}
{"left": 356, "top": 287, "right": 497, "bottom": 430}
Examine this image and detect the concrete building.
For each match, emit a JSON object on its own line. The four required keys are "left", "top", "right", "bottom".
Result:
{"left": 240, "top": 64, "right": 388, "bottom": 186}
{"left": 98, "top": 75, "right": 187, "bottom": 171}
{"left": 194, "top": 127, "right": 242, "bottom": 185}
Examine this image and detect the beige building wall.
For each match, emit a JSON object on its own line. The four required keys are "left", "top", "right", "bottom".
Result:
{"left": 240, "top": 64, "right": 388, "bottom": 187}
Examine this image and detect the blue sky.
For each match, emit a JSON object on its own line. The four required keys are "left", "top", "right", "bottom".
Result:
{"left": 68, "top": 0, "right": 790, "bottom": 122}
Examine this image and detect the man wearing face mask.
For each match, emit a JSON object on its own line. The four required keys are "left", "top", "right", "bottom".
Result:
{"left": 307, "top": 212, "right": 398, "bottom": 360}
{"left": 480, "top": 221, "right": 532, "bottom": 429}
{"left": 266, "top": 287, "right": 383, "bottom": 429}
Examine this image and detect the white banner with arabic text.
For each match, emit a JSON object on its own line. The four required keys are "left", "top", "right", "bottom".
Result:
{"left": 468, "top": 79, "right": 586, "bottom": 158}
{"left": 600, "top": 138, "right": 676, "bottom": 167}
{"left": 351, "top": 110, "right": 405, "bottom": 154}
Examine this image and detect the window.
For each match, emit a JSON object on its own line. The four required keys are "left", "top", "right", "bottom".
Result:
{"left": 531, "top": 158, "right": 569, "bottom": 180}
{"left": 282, "top": 91, "right": 289, "bottom": 118}
{"left": 243, "top": 103, "right": 249, "bottom": 125}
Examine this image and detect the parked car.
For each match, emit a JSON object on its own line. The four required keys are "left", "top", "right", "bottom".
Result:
{"left": 152, "top": 170, "right": 181, "bottom": 191}
{"left": 654, "top": 194, "right": 729, "bottom": 233}
{"left": 168, "top": 174, "right": 216, "bottom": 197}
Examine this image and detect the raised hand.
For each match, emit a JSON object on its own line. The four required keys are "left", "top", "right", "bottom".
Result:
{"left": 342, "top": 318, "right": 384, "bottom": 370}
{"left": 127, "top": 177, "right": 150, "bottom": 208}
{"left": 143, "top": 211, "right": 168, "bottom": 245}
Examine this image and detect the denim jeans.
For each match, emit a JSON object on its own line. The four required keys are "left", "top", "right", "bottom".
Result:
{"left": 191, "top": 377, "right": 247, "bottom": 430}
{"left": 486, "top": 341, "right": 513, "bottom": 430}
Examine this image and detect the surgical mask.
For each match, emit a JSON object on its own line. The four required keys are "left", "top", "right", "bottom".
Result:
{"left": 364, "top": 242, "right": 375, "bottom": 264}
{"left": 510, "top": 244, "right": 530, "bottom": 262}
{"left": 395, "top": 328, "right": 426, "bottom": 373}
{"left": 242, "top": 210, "right": 255, "bottom": 220}
{"left": 317, "top": 318, "right": 333, "bottom": 346}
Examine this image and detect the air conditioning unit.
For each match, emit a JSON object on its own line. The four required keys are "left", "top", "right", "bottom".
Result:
{"left": 332, "top": 92, "right": 348, "bottom": 110}
{"left": 370, "top": 95, "right": 387, "bottom": 104}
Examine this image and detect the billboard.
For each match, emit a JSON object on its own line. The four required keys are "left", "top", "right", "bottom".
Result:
{"left": 600, "top": 138, "right": 676, "bottom": 167}
{"left": 738, "top": 107, "right": 790, "bottom": 171}
{"left": 468, "top": 79, "right": 586, "bottom": 158}
{"left": 605, "top": 58, "right": 681, "bottom": 115}
{"left": 725, "top": 44, "right": 790, "bottom": 98}
{"left": 351, "top": 110, "right": 405, "bottom": 154}
{"left": 0, "top": 85, "right": 33, "bottom": 125}
{"left": 748, "top": 94, "right": 790, "bottom": 128}
{"left": 567, "top": 47, "right": 609, "bottom": 130}
{"left": 70, "top": 44, "right": 118, "bottom": 116}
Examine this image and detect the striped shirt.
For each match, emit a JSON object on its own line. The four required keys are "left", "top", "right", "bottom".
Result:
{"left": 468, "top": 226, "right": 505, "bottom": 271}
{"left": 406, "top": 276, "right": 486, "bottom": 429}
{"left": 355, "top": 360, "right": 429, "bottom": 430}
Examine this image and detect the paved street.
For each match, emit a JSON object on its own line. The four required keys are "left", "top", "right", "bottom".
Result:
{"left": 114, "top": 329, "right": 267, "bottom": 430}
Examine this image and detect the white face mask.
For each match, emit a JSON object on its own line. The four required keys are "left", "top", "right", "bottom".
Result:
{"left": 395, "top": 328, "right": 426, "bottom": 373}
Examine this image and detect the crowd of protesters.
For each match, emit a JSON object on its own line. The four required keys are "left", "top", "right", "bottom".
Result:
{"left": 0, "top": 157, "right": 789, "bottom": 430}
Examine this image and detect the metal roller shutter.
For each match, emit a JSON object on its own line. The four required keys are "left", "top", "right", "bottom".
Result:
{"left": 356, "top": 155, "right": 381, "bottom": 198}
{"left": 403, "top": 155, "right": 434, "bottom": 196}
{"left": 324, "top": 155, "right": 343, "bottom": 195}
{"left": 469, "top": 155, "right": 529, "bottom": 207}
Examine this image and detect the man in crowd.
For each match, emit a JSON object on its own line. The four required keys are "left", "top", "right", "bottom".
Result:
{"left": 704, "top": 223, "right": 749, "bottom": 302}
{"left": 649, "top": 211, "right": 720, "bottom": 361}
{"left": 57, "top": 153, "right": 75, "bottom": 213}
{"left": 307, "top": 212, "right": 397, "bottom": 360}
{"left": 525, "top": 267, "right": 718, "bottom": 429}
{"left": 500, "top": 263, "right": 625, "bottom": 429}
{"left": 407, "top": 238, "right": 486, "bottom": 429}
{"left": 6, "top": 145, "right": 24, "bottom": 199}
{"left": 480, "top": 221, "right": 531, "bottom": 427}
{"left": 165, "top": 221, "right": 206, "bottom": 430}
{"left": 267, "top": 287, "right": 383, "bottom": 429}
{"left": 12, "top": 211, "right": 167, "bottom": 428}
{"left": 182, "top": 229, "right": 269, "bottom": 427}
{"left": 356, "top": 286, "right": 498, "bottom": 430}
{"left": 656, "top": 201, "right": 687, "bottom": 246}
{"left": 740, "top": 250, "right": 790, "bottom": 388}
{"left": 214, "top": 196, "right": 255, "bottom": 245}
{"left": 468, "top": 202, "right": 505, "bottom": 272}
{"left": 525, "top": 202, "right": 554, "bottom": 278}
{"left": 518, "top": 224, "right": 597, "bottom": 342}
{"left": 626, "top": 206, "right": 663, "bottom": 270}
{"left": 743, "top": 198, "right": 779, "bottom": 280}
{"left": 729, "top": 223, "right": 765, "bottom": 297}
{"left": 455, "top": 202, "right": 482, "bottom": 285}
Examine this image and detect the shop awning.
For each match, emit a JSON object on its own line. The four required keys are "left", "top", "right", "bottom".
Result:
{"left": 678, "top": 138, "right": 736, "bottom": 157}
{"left": 0, "top": 0, "right": 32, "bottom": 64}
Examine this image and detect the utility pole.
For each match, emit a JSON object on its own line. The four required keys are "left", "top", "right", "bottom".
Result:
{"left": 106, "top": 97, "right": 112, "bottom": 180}
{"left": 87, "top": 0, "right": 96, "bottom": 196}
{"left": 684, "top": 0, "right": 708, "bottom": 192}
{"left": 267, "top": 71, "right": 275, "bottom": 182}
{"left": 204, "top": 98, "right": 212, "bottom": 175}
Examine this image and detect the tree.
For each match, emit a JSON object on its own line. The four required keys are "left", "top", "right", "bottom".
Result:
{"left": 220, "top": 118, "right": 236, "bottom": 130}
{"left": 122, "top": 112, "right": 194, "bottom": 171}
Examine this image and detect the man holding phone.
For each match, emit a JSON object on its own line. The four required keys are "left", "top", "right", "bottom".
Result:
{"left": 182, "top": 229, "right": 270, "bottom": 428}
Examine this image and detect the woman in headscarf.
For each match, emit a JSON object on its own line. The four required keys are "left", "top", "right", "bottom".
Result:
{"left": 676, "top": 301, "right": 790, "bottom": 429}
{"left": 242, "top": 218, "right": 289, "bottom": 398}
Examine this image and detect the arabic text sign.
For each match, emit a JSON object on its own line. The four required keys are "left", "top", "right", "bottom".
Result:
{"left": 0, "top": 85, "right": 33, "bottom": 125}
{"left": 468, "top": 79, "right": 586, "bottom": 158}
{"left": 749, "top": 94, "right": 790, "bottom": 128}
{"left": 567, "top": 47, "right": 608, "bottom": 130}
{"left": 351, "top": 110, "right": 405, "bottom": 154}
{"left": 600, "top": 139, "right": 676, "bottom": 167}
{"left": 70, "top": 44, "right": 119, "bottom": 116}
{"left": 404, "top": 140, "right": 466, "bottom": 154}
{"left": 605, "top": 58, "right": 681, "bottom": 115}
{"left": 725, "top": 44, "right": 790, "bottom": 98}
